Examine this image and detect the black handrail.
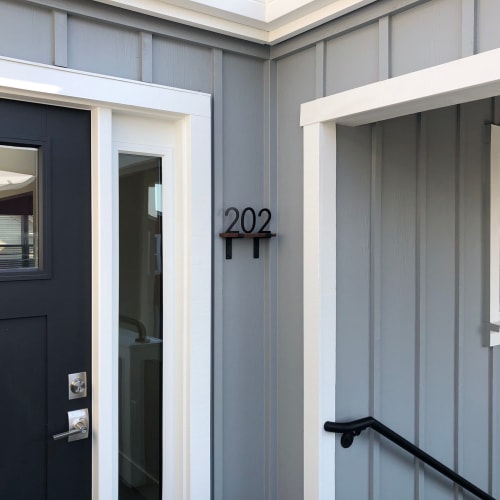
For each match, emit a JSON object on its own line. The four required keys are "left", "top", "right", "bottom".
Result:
{"left": 324, "top": 417, "right": 495, "bottom": 500}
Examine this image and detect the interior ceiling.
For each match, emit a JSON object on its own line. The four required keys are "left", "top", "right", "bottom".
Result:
{"left": 94, "top": 0, "right": 376, "bottom": 44}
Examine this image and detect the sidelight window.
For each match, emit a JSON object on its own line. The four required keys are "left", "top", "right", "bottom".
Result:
{"left": 118, "top": 153, "right": 163, "bottom": 500}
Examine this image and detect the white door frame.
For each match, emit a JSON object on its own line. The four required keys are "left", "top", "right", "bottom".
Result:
{"left": 0, "top": 56, "right": 211, "bottom": 499}
{"left": 300, "top": 47, "right": 500, "bottom": 499}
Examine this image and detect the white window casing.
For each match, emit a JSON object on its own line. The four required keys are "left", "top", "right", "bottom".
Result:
{"left": 489, "top": 125, "right": 500, "bottom": 346}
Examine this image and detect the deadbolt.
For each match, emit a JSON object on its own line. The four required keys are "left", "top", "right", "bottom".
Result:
{"left": 71, "top": 378, "right": 85, "bottom": 394}
{"left": 68, "top": 372, "right": 87, "bottom": 400}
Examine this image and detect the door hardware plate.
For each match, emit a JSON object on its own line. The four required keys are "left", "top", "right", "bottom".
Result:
{"left": 67, "top": 408, "right": 89, "bottom": 442}
{"left": 68, "top": 371, "right": 87, "bottom": 400}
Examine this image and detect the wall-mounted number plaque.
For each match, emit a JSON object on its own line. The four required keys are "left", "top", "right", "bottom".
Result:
{"left": 219, "top": 207, "right": 276, "bottom": 259}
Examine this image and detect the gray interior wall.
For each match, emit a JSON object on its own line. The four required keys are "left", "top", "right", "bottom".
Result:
{"left": 0, "top": 1, "right": 273, "bottom": 499}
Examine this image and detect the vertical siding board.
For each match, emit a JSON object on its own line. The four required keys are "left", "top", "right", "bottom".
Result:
{"left": 455, "top": 102, "right": 466, "bottom": 499}
{"left": 493, "top": 345, "right": 500, "bottom": 498}
{"left": 276, "top": 47, "right": 315, "bottom": 500}
{"left": 152, "top": 36, "right": 212, "bottom": 93}
{"left": 492, "top": 98, "right": 500, "bottom": 499}
{"left": 461, "top": 0, "right": 476, "bottom": 57}
{"left": 422, "top": 106, "right": 458, "bottom": 499}
{"left": 315, "top": 41, "right": 325, "bottom": 99}
{"left": 335, "top": 124, "right": 372, "bottom": 500}
{"left": 379, "top": 115, "right": 418, "bottom": 499}
{"left": 369, "top": 123, "right": 383, "bottom": 500}
{"left": 459, "top": 99, "right": 491, "bottom": 492}
{"left": 52, "top": 10, "right": 68, "bottom": 67}
{"left": 0, "top": 0, "right": 52, "bottom": 64}
{"left": 415, "top": 113, "right": 426, "bottom": 500}
{"left": 263, "top": 58, "right": 278, "bottom": 500}
{"left": 67, "top": 16, "right": 139, "bottom": 80}
{"left": 140, "top": 32, "right": 153, "bottom": 83}
{"left": 378, "top": 16, "right": 390, "bottom": 80}
{"left": 212, "top": 48, "right": 224, "bottom": 500}
{"left": 390, "top": 0, "right": 461, "bottom": 77}
{"left": 477, "top": 0, "right": 500, "bottom": 53}
{"left": 324, "top": 23, "right": 379, "bottom": 95}
{"left": 221, "top": 52, "right": 266, "bottom": 500}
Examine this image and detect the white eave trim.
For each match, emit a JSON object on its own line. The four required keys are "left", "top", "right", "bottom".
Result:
{"left": 96, "top": 0, "right": 270, "bottom": 43}
{"left": 267, "top": 0, "right": 365, "bottom": 22}
{"left": 94, "top": 0, "right": 375, "bottom": 44}
{"left": 301, "top": 47, "right": 500, "bottom": 127}
{"left": 265, "top": 0, "right": 376, "bottom": 43}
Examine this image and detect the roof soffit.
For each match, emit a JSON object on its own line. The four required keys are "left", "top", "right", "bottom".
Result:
{"left": 93, "top": 0, "right": 376, "bottom": 44}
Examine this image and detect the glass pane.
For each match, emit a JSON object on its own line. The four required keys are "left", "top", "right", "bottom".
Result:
{"left": 0, "top": 145, "right": 38, "bottom": 270}
{"left": 119, "top": 154, "right": 162, "bottom": 500}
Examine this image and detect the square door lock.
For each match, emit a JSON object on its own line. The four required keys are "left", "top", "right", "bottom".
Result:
{"left": 52, "top": 408, "right": 89, "bottom": 442}
{"left": 68, "top": 372, "right": 87, "bottom": 400}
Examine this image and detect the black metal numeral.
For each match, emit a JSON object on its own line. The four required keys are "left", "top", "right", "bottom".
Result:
{"left": 241, "top": 207, "right": 256, "bottom": 233}
{"left": 257, "top": 208, "right": 271, "bottom": 233}
{"left": 224, "top": 207, "right": 240, "bottom": 233}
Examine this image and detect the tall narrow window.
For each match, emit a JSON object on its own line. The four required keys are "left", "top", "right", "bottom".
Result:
{"left": 0, "top": 145, "right": 38, "bottom": 270}
{"left": 119, "top": 154, "right": 162, "bottom": 499}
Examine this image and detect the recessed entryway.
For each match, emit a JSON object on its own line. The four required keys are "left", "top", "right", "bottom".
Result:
{"left": 0, "top": 55, "right": 211, "bottom": 500}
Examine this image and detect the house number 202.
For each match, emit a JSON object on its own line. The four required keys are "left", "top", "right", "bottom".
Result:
{"left": 224, "top": 207, "right": 272, "bottom": 234}
{"left": 220, "top": 207, "right": 276, "bottom": 259}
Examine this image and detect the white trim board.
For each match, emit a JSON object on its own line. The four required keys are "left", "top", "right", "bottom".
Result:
{"left": 301, "top": 48, "right": 500, "bottom": 127}
{"left": 300, "top": 48, "right": 500, "bottom": 499}
{"left": 94, "top": 0, "right": 375, "bottom": 44}
{"left": 0, "top": 56, "right": 209, "bottom": 118}
{"left": 0, "top": 55, "right": 211, "bottom": 500}
{"left": 490, "top": 125, "right": 500, "bottom": 346}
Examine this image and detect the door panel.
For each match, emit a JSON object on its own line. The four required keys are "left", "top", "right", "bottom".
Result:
{"left": 1, "top": 316, "right": 47, "bottom": 498}
{"left": 0, "top": 100, "right": 91, "bottom": 499}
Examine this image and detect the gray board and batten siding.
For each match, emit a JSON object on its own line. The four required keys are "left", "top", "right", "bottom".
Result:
{"left": 273, "top": 1, "right": 500, "bottom": 499}
{"left": 336, "top": 101, "right": 500, "bottom": 500}
{"left": 0, "top": 1, "right": 274, "bottom": 500}
{"left": 4, "top": 0, "right": 500, "bottom": 499}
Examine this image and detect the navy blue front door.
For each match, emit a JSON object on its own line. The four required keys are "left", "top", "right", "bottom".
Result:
{"left": 0, "top": 99, "right": 92, "bottom": 500}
